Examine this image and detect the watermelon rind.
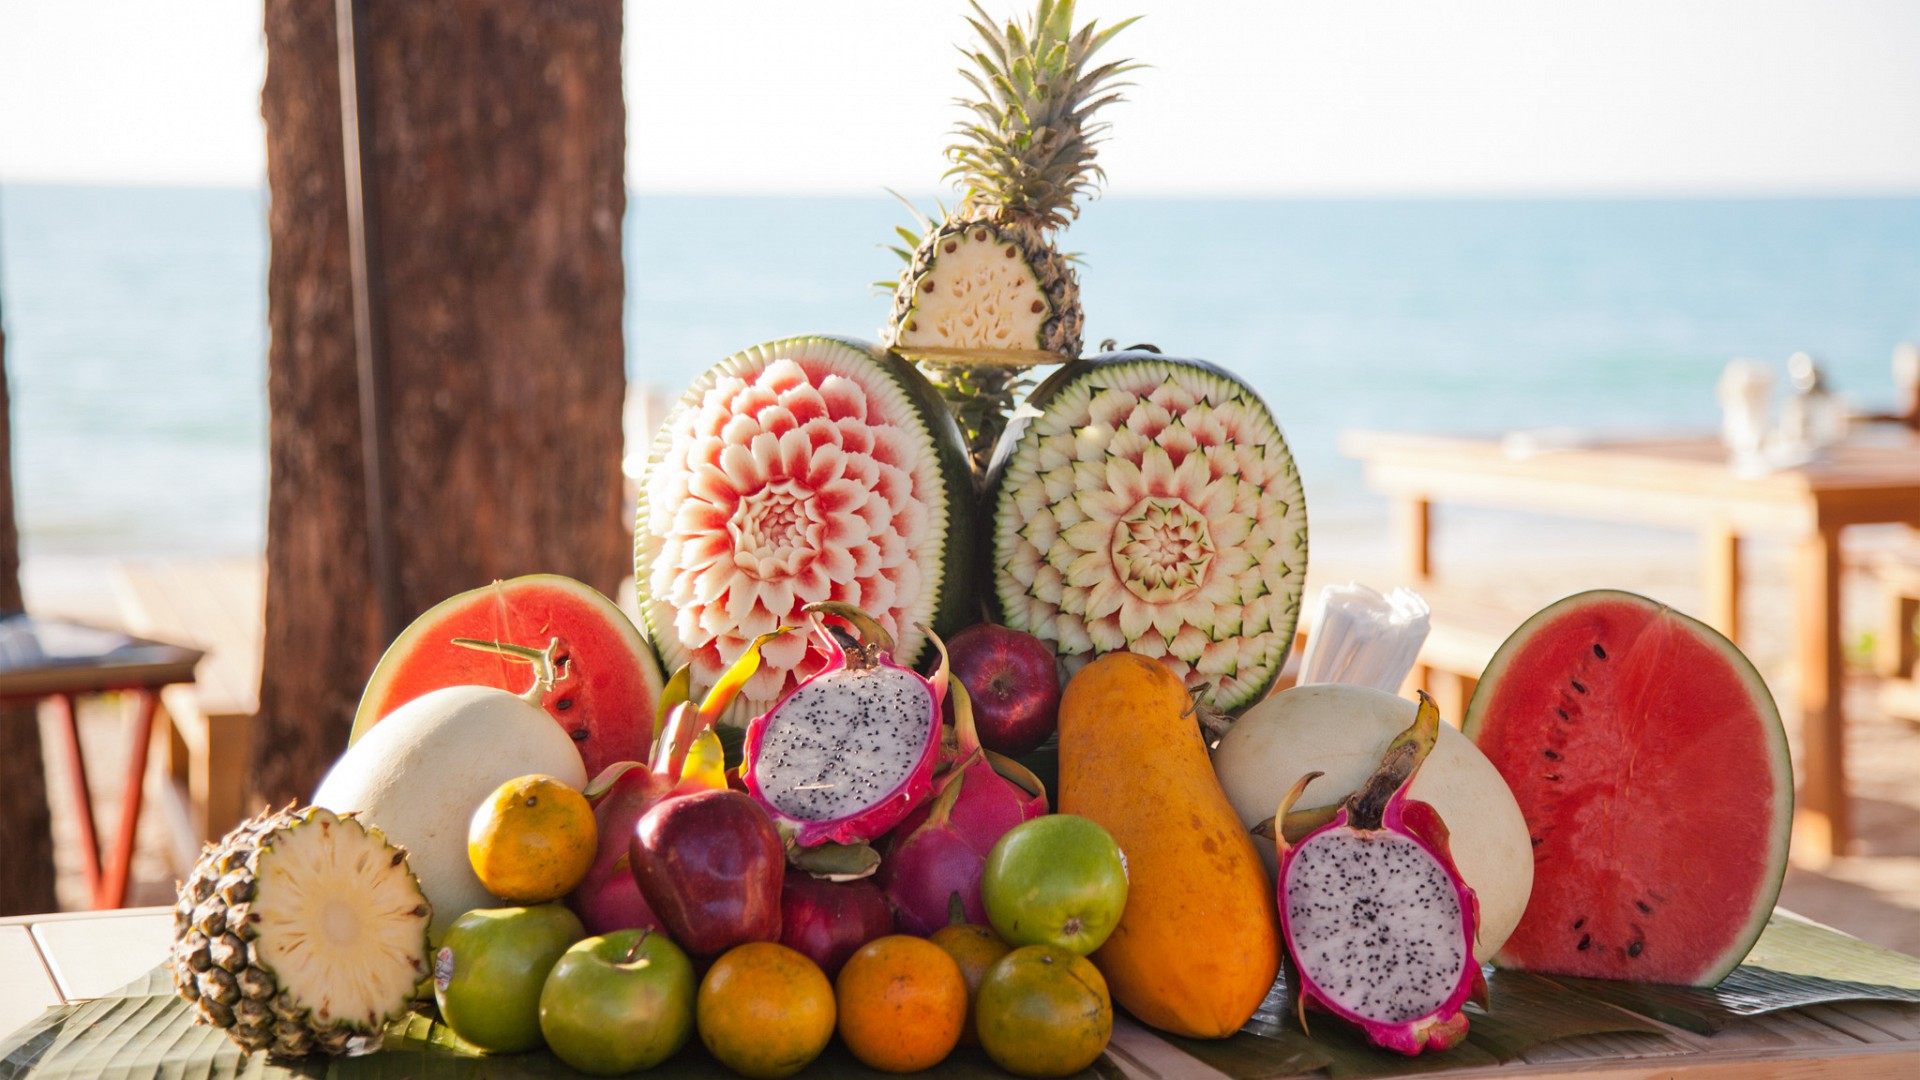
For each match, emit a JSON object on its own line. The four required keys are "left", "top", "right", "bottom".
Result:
{"left": 350, "top": 574, "right": 667, "bottom": 780}
{"left": 983, "top": 350, "right": 1308, "bottom": 713}
{"left": 633, "top": 335, "right": 978, "bottom": 725}
{"left": 1461, "top": 588, "right": 1792, "bottom": 987}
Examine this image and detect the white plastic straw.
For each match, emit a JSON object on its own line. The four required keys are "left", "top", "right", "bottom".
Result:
{"left": 1297, "top": 582, "right": 1431, "bottom": 692}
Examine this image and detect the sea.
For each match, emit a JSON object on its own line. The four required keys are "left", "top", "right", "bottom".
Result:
{"left": 5, "top": 184, "right": 1920, "bottom": 578}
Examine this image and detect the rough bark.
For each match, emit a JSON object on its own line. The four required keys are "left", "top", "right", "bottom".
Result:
{"left": 0, "top": 313, "right": 60, "bottom": 914}
{"left": 256, "top": 0, "right": 628, "bottom": 805}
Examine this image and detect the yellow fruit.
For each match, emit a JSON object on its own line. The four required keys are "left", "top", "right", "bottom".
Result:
{"left": 1059, "top": 652, "right": 1280, "bottom": 1038}
{"left": 697, "top": 942, "right": 835, "bottom": 1079}
{"left": 975, "top": 945, "right": 1112, "bottom": 1078}
{"left": 467, "top": 774, "right": 596, "bottom": 903}
{"left": 929, "top": 922, "right": 1012, "bottom": 1046}
{"left": 834, "top": 935, "right": 967, "bottom": 1073}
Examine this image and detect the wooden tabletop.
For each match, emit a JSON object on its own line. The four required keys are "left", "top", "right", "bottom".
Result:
{"left": 7, "top": 907, "right": 1920, "bottom": 1078}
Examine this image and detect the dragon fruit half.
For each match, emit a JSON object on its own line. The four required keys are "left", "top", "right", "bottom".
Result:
{"left": 1273, "top": 691, "right": 1486, "bottom": 1056}
{"left": 741, "top": 601, "right": 948, "bottom": 848}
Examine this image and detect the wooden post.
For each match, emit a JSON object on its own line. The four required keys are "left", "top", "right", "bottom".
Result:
{"left": 1394, "top": 494, "right": 1432, "bottom": 583}
{"left": 1701, "top": 523, "right": 1742, "bottom": 644}
{"left": 1791, "top": 525, "right": 1849, "bottom": 863}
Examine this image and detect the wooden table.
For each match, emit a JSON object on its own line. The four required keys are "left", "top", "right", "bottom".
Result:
{"left": 7, "top": 907, "right": 1920, "bottom": 1078}
{"left": 1340, "top": 426, "right": 1920, "bottom": 861}
{"left": 0, "top": 617, "right": 203, "bottom": 909}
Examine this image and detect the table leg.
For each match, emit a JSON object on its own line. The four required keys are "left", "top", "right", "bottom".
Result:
{"left": 1395, "top": 495, "right": 1432, "bottom": 582}
{"left": 98, "top": 690, "right": 159, "bottom": 910}
{"left": 1701, "top": 525, "right": 1742, "bottom": 644}
{"left": 1793, "top": 526, "right": 1850, "bottom": 862}
{"left": 47, "top": 693, "right": 104, "bottom": 906}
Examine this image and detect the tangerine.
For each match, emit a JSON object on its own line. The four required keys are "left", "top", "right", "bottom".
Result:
{"left": 697, "top": 942, "right": 835, "bottom": 1079}
{"left": 929, "top": 922, "right": 1012, "bottom": 1046}
{"left": 834, "top": 935, "right": 967, "bottom": 1073}
{"left": 975, "top": 944, "right": 1112, "bottom": 1078}
{"left": 467, "top": 774, "right": 597, "bottom": 903}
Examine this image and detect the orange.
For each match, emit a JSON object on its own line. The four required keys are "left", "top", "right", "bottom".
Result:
{"left": 834, "top": 935, "right": 967, "bottom": 1073}
{"left": 975, "top": 944, "right": 1112, "bottom": 1078}
{"left": 929, "top": 922, "right": 1012, "bottom": 1046}
{"left": 467, "top": 774, "right": 597, "bottom": 903}
{"left": 697, "top": 942, "right": 835, "bottom": 1079}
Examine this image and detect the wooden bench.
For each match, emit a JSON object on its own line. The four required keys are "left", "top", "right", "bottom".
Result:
{"left": 112, "top": 558, "right": 263, "bottom": 847}
{"left": 1868, "top": 543, "right": 1920, "bottom": 720}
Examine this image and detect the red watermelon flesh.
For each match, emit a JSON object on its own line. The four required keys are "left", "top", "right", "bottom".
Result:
{"left": 351, "top": 575, "right": 666, "bottom": 780}
{"left": 1461, "top": 589, "right": 1791, "bottom": 987}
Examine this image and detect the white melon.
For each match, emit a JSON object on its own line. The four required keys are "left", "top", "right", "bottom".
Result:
{"left": 1213, "top": 683, "right": 1533, "bottom": 963}
{"left": 313, "top": 685, "right": 588, "bottom": 940}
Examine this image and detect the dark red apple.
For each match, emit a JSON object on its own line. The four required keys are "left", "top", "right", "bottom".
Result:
{"left": 779, "top": 876, "right": 895, "bottom": 978}
{"left": 946, "top": 623, "right": 1061, "bottom": 757}
{"left": 630, "top": 789, "right": 783, "bottom": 956}
{"left": 570, "top": 764, "right": 671, "bottom": 935}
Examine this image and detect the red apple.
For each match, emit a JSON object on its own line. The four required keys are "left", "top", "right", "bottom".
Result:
{"left": 946, "top": 623, "right": 1061, "bottom": 757}
{"left": 570, "top": 763, "right": 671, "bottom": 936}
{"left": 630, "top": 789, "right": 783, "bottom": 956}
{"left": 779, "top": 876, "right": 894, "bottom": 977}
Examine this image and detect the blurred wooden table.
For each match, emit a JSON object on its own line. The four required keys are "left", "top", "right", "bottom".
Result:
{"left": 7, "top": 908, "right": 1920, "bottom": 1078}
{"left": 0, "top": 617, "right": 203, "bottom": 909}
{"left": 1341, "top": 427, "right": 1920, "bottom": 862}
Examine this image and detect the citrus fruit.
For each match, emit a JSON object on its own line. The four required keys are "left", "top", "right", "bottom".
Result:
{"left": 697, "top": 942, "right": 836, "bottom": 1079}
{"left": 834, "top": 935, "right": 967, "bottom": 1073}
{"left": 975, "top": 944, "right": 1112, "bottom": 1078}
{"left": 929, "top": 922, "right": 1011, "bottom": 1046}
{"left": 468, "top": 774, "right": 597, "bottom": 903}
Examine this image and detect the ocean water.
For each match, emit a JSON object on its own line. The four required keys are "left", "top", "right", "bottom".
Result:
{"left": 5, "top": 184, "right": 1920, "bottom": 564}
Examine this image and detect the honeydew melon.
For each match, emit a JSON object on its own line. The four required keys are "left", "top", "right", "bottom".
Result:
{"left": 1212, "top": 683, "right": 1533, "bottom": 962}
{"left": 315, "top": 681, "right": 588, "bottom": 940}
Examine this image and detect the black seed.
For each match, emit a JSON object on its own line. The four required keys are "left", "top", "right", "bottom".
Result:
{"left": 1571, "top": 679, "right": 1589, "bottom": 694}
{"left": 1593, "top": 643, "right": 1608, "bottom": 659}
{"left": 1531, "top": 837, "right": 1542, "bottom": 847}
{"left": 571, "top": 729, "right": 589, "bottom": 742}
{"left": 1577, "top": 934, "right": 1591, "bottom": 951}
{"left": 1628, "top": 941, "right": 1644, "bottom": 957}
{"left": 1544, "top": 749, "right": 1561, "bottom": 760}
{"left": 1573, "top": 918, "right": 1585, "bottom": 929}
{"left": 556, "top": 698, "right": 574, "bottom": 711}
{"left": 1637, "top": 900, "right": 1653, "bottom": 914}
{"left": 1556, "top": 707, "right": 1571, "bottom": 721}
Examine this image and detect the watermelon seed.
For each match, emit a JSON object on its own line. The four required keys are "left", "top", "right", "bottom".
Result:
{"left": 1593, "top": 643, "right": 1607, "bottom": 659}
{"left": 1531, "top": 837, "right": 1542, "bottom": 847}
{"left": 556, "top": 697, "right": 575, "bottom": 711}
{"left": 1628, "top": 941, "right": 1644, "bottom": 957}
{"left": 1577, "top": 934, "right": 1591, "bottom": 951}
{"left": 1543, "top": 749, "right": 1561, "bottom": 760}
{"left": 1544, "top": 773, "right": 1561, "bottom": 782}
{"left": 1555, "top": 707, "right": 1571, "bottom": 721}
{"left": 1573, "top": 918, "right": 1585, "bottom": 929}
{"left": 1636, "top": 900, "right": 1653, "bottom": 914}
{"left": 570, "top": 729, "right": 588, "bottom": 742}
{"left": 1570, "top": 679, "right": 1589, "bottom": 694}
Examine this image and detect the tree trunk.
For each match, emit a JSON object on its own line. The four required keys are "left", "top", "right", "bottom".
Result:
{"left": 0, "top": 313, "right": 60, "bottom": 914}
{"left": 256, "top": 0, "right": 628, "bottom": 806}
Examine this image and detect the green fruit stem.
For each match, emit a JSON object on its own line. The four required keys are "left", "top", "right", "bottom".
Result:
{"left": 450, "top": 636, "right": 558, "bottom": 703}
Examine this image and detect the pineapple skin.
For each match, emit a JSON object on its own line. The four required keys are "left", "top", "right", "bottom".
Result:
{"left": 171, "top": 805, "right": 431, "bottom": 1057}
{"left": 888, "top": 214, "right": 1083, "bottom": 361}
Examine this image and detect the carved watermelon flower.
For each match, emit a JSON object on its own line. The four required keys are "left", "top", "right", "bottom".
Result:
{"left": 637, "top": 338, "right": 975, "bottom": 721}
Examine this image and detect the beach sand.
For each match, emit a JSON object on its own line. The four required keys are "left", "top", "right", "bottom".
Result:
{"left": 17, "top": 513, "right": 1920, "bottom": 956}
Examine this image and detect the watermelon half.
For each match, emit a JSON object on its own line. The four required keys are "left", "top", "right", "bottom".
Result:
{"left": 1461, "top": 589, "right": 1792, "bottom": 986}
{"left": 350, "top": 574, "right": 666, "bottom": 780}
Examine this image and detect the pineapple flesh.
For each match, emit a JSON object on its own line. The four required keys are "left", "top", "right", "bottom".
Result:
{"left": 172, "top": 805, "right": 431, "bottom": 1057}
{"left": 886, "top": 0, "right": 1138, "bottom": 469}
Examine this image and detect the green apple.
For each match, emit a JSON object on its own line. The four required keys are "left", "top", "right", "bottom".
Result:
{"left": 434, "top": 903, "right": 585, "bottom": 1052}
{"left": 539, "top": 929, "right": 696, "bottom": 1075}
{"left": 982, "top": 815, "right": 1128, "bottom": 955}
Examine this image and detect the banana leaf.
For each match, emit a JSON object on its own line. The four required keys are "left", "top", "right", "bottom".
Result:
{"left": 1535, "top": 910, "right": 1920, "bottom": 1036}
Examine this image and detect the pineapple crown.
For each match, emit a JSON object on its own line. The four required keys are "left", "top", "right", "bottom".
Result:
{"left": 946, "top": 0, "right": 1140, "bottom": 231}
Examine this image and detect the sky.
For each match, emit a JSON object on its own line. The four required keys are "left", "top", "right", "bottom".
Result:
{"left": 3, "top": 0, "right": 1920, "bottom": 196}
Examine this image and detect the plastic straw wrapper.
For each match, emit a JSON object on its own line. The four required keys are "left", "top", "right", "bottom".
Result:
{"left": 1296, "top": 582, "right": 1431, "bottom": 692}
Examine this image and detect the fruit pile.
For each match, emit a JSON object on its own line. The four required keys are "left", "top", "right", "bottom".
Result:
{"left": 168, "top": 0, "right": 1799, "bottom": 1072}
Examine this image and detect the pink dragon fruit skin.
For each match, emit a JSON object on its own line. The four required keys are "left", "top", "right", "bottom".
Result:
{"left": 1274, "top": 692, "right": 1486, "bottom": 1056}
{"left": 741, "top": 602, "right": 948, "bottom": 848}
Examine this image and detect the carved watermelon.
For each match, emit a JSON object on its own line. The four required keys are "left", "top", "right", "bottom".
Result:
{"left": 350, "top": 575, "right": 665, "bottom": 779}
{"left": 1461, "top": 589, "right": 1792, "bottom": 986}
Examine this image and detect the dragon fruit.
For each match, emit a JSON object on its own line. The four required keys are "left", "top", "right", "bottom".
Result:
{"left": 879, "top": 680, "right": 1049, "bottom": 934}
{"left": 1273, "top": 692, "right": 1485, "bottom": 1056}
{"left": 741, "top": 601, "right": 949, "bottom": 848}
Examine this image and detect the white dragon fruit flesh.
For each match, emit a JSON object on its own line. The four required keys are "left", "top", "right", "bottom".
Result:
{"left": 741, "top": 601, "right": 948, "bottom": 848}
{"left": 1274, "top": 692, "right": 1486, "bottom": 1056}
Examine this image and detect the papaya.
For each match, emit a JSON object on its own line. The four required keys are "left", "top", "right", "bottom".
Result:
{"left": 1057, "top": 652, "right": 1279, "bottom": 1039}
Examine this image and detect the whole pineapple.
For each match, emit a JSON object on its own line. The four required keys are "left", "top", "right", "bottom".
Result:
{"left": 171, "top": 805, "right": 432, "bottom": 1057}
{"left": 887, "top": 0, "right": 1139, "bottom": 468}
